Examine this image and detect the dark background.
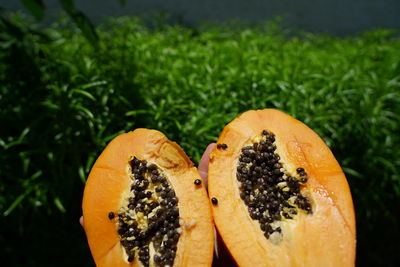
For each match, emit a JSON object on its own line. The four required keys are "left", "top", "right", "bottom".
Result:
{"left": 1, "top": 1, "right": 399, "bottom": 267}
{"left": 2, "top": 0, "right": 400, "bottom": 34}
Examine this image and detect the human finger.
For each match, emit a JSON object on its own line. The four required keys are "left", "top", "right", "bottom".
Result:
{"left": 198, "top": 143, "right": 215, "bottom": 187}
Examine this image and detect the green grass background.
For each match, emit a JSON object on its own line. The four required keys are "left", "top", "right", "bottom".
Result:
{"left": 1, "top": 14, "right": 399, "bottom": 266}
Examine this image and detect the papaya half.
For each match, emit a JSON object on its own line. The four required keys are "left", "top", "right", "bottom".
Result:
{"left": 208, "top": 109, "right": 356, "bottom": 267}
{"left": 82, "top": 129, "right": 214, "bottom": 267}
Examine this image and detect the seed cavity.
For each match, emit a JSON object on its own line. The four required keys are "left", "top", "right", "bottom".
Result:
{"left": 236, "top": 130, "right": 312, "bottom": 242}
{"left": 117, "top": 157, "right": 181, "bottom": 266}
{"left": 217, "top": 143, "right": 228, "bottom": 150}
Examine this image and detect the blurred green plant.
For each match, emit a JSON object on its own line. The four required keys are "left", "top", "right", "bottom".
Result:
{"left": 0, "top": 14, "right": 399, "bottom": 267}
{"left": 18, "top": 0, "right": 99, "bottom": 45}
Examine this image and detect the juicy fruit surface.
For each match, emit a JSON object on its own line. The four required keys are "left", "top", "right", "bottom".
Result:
{"left": 208, "top": 109, "right": 356, "bottom": 267}
{"left": 82, "top": 129, "right": 214, "bottom": 267}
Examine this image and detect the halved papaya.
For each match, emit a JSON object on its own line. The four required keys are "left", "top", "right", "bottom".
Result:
{"left": 208, "top": 109, "right": 356, "bottom": 266}
{"left": 82, "top": 129, "right": 214, "bottom": 267}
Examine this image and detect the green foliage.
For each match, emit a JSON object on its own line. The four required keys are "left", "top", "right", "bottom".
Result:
{"left": 1, "top": 14, "right": 399, "bottom": 266}
{"left": 57, "top": 0, "right": 99, "bottom": 45}
{"left": 20, "top": 0, "right": 45, "bottom": 21}
{"left": 19, "top": 0, "right": 99, "bottom": 45}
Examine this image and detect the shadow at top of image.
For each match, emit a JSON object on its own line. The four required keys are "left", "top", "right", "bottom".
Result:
{"left": 2, "top": 0, "right": 400, "bottom": 35}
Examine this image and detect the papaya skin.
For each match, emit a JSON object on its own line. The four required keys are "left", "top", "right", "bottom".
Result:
{"left": 208, "top": 109, "right": 356, "bottom": 267}
{"left": 82, "top": 129, "right": 214, "bottom": 267}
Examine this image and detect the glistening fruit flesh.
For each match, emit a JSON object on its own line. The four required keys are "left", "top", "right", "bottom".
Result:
{"left": 208, "top": 109, "right": 356, "bottom": 267}
{"left": 83, "top": 129, "right": 214, "bottom": 267}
